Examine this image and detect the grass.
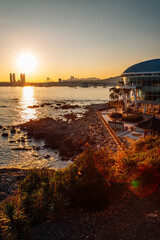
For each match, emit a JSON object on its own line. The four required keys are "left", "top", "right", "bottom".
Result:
{"left": 0, "top": 136, "right": 160, "bottom": 238}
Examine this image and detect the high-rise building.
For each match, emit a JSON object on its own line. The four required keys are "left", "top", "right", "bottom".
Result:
{"left": 20, "top": 73, "right": 25, "bottom": 85}
{"left": 10, "top": 73, "right": 12, "bottom": 83}
{"left": 13, "top": 73, "right": 16, "bottom": 84}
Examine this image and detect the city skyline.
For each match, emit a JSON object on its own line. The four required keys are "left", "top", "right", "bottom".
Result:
{"left": 0, "top": 0, "right": 160, "bottom": 82}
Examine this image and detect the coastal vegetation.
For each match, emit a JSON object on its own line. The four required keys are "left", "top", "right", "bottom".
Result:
{"left": 0, "top": 136, "right": 160, "bottom": 239}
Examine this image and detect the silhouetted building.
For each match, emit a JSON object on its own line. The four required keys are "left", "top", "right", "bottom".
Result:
{"left": 9, "top": 73, "right": 25, "bottom": 86}
{"left": 20, "top": 73, "right": 25, "bottom": 85}
{"left": 13, "top": 73, "right": 16, "bottom": 85}
{"left": 10, "top": 73, "right": 12, "bottom": 83}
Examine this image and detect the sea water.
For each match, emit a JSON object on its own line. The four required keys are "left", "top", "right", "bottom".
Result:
{"left": 0, "top": 86, "right": 110, "bottom": 169}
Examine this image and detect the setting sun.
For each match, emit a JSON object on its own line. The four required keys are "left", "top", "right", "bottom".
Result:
{"left": 17, "top": 53, "right": 37, "bottom": 74}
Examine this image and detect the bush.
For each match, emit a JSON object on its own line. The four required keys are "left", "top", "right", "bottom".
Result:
{"left": 134, "top": 136, "right": 160, "bottom": 151}
{"left": 19, "top": 169, "right": 54, "bottom": 224}
{"left": 55, "top": 145, "right": 110, "bottom": 210}
{"left": 110, "top": 113, "right": 122, "bottom": 119}
{"left": 19, "top": 169, "right": 52, "bottom": 196}
{"left": 122, "top": 115, "right": 143, "bottom": 122}
{"left": 0, "top": 199, "right": 30, "bottom": 240}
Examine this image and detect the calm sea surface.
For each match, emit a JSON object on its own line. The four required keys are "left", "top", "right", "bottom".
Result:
{"left": 0, "top": 86, "right": 110, "bottom": 169}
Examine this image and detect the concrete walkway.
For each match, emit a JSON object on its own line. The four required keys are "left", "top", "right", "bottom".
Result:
{"left": 99, "top": 109, "right": 144, "bottom": 143}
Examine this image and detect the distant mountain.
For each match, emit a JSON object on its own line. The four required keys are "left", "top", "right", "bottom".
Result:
{"left": 101, "top": 76, "right": 121, "bottom": 83}
{"left": 65, "top": 76, "right": 121, "bottom": 83}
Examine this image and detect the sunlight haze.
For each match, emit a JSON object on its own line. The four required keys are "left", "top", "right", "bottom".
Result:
{"left": 0, "top": 0, "right": 160, "bottom": 82}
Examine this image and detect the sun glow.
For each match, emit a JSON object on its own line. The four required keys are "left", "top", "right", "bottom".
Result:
{"left": 17, "top": 53, "right": 37, "bottom": 73}
{"left": 20, "top": 87, "right": 37, "bottom": 122}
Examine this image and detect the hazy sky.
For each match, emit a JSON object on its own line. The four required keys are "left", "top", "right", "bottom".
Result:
{"left": 0, "top": 0, "right": 160, "bottom": 82}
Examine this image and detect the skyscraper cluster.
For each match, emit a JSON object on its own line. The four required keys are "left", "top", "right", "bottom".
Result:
{"left": 9, "top": 73, "right": 25, "bottom": 86}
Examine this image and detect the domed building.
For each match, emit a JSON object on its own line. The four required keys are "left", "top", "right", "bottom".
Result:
{"left": 117, "top": 59, "right": 160, "bottom": 112}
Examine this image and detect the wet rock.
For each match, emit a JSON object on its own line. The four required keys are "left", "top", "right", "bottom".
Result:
{"left": 60, "top": 104, "right": 81, "bottom": 110}
{"left": 20, "top": 137, "right": 26, "bottom": 142}
{"left": 28, "top": 105, "right": 39, "bottom": 108}
{"left": 2, "top": 127, "right": 8, "bottom": 131}
{"left": 2, "top": 132, "right": 8, "bottom": 137}
{"left": 9, "top": 140, "right": 16, "bottom": 143}
{"left": 12, "top": 147, "right": 32, "bottom": 151}
{"left": 41, "top": 103, "right": 52, "bottom": 107}
{"left": 61, "top": 156, "right": 69, "bottom": 161}
{"left": 33, "top": 146, "right": 41, "bottom": 150}
{"left": 16, "top": 103, "right": 116, "bottom": 160}
{"left": 59, "top": 145, "right": 71, "bottom": 156}
{"left": 10, "top": 127, "right": 16, "bottom": 134}
{"left": 27, "top": 131, "right": 33, "bottom": 138}
{"left": 64, "top": 113, "right": 77, "bottom": 121}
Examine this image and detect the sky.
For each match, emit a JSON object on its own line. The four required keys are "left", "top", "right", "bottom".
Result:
{"left": 0, "top": 0, "right": 160, "bottom": 82}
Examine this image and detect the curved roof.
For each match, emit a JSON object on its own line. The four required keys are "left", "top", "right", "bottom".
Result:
{"left": 123, "top": 59, "right": 160, "bottom": 75}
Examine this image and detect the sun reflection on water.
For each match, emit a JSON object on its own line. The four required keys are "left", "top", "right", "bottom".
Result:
{"left": 20, "top": 87, "right": 37, "bottom": 122}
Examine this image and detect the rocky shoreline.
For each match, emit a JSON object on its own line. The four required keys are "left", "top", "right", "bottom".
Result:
{"left": 0, "top": 168, "right": 28, "bottom": 202}
{"left": 17, "top": 103, "right": 118, "bottom": 161}
{"left": 0, "top": 103, "right": 118, "bottom": 202}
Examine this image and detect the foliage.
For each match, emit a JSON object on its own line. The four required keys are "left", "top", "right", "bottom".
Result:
{"left": 110, "top": 112, "right": 122, "bottom": 119}
{"left": 134, "top": 136, "right": 160, "bottom": 152}
{"left": 122, "top": 115, "right": 143, "bottom": 122}
{"left": 49, "top": 193, "right": 69, "bottom": 221}
{"left": 19, "top": 169, "right": 52, "bottom": 196}
{"left": 54, "top": 145, "right": 110, "bottom": 210}
{"left": 19, "top": 169, "right": 55, "bottom": 224}
{"left": 7, "top": 136, "right": 160, "bottom": 227}
{"left": 0, "top": 199, "right": 30, "bottom": 240}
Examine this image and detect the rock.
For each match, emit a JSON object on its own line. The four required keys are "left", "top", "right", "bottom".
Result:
{"left": 2, "top": 132, "right": 8, "bottom": 137}
{"left": 20, "top": 137, "right": 26, "bottom": 142}
{"left": 44, "top": 154, "right": 50, "bottom": 159}
{"left": 12, "top": 147, "right": 32, "bottom": 151}
{"left": 59, "top": 145, "right": 70, "bottom": 156}
{"left": 61, "top": 156, "right": 69, "bottom": 161}
{"left": 10, "top": 127, "right": 16, "bottom": 134}
{"left": 33, "top": 146, "right": 41, "bottom": 150}
{"left": 41, "top": 103, "right": 52, "bottom": 107}
{"left": 9, "top": 140, "right": 16, "bottom": 143}
{"left": 60, "top": 104, "right": 81, "bottom": 110}
{"left": 64, "top": 113, "right": 77, "bottom": 121}
{"left": 28, "top": 105, "right": 39, "bottom": 108}
{"left": 2, "top": 127, "right": 8, "bottom": 131}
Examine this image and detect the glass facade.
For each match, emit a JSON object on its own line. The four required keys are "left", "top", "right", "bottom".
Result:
{"left": 123, "top": 75, "right": 160, "bottom": 103}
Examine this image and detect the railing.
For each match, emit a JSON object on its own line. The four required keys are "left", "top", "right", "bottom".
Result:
{"left": 97, "top": 111, "right": 126, "bottom": 153}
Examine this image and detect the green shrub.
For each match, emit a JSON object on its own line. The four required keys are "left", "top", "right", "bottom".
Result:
{"left": 19, "top": 169, "right": 52, "bottom": 196}
{"left": 134, "top": 136, "right": 160, "bottom": 151}
{"left": 0, "top": 200, "right": 30, "bottom": 240}
{"left": 19, "top": 169, "right": 54, "bottom": 224}
{"left": 49, "top": 193, "right": 69, "bottom": 221}
{"left": 54, "top": 145, "right": 110, "bottom": 210}
{"left": 122, "top": 115, "right": 143, "bottom": 122}
{"left": 110, "top": 113, "right": 122, "bottom": 119}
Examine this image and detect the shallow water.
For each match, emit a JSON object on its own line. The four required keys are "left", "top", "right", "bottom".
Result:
{"left": 0, "top": 86, "right": 110, "bottom": 169}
